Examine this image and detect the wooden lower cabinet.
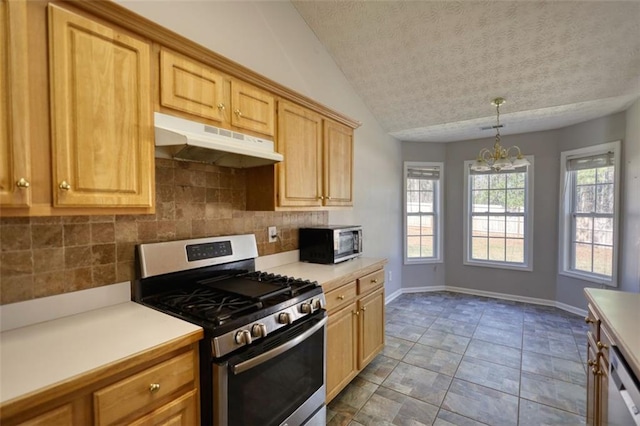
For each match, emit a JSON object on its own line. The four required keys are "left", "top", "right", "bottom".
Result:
{"left": 358, "top": 288, "right": 385, "bottom": 368}
{"left": 585, "top": 304, "right": 612, "bottom": 426}
{"left": 128, "top": 390, "right": 197, "bottom": 426}
{"left": 586, "top": 338, "right": 598, "bottom": 426}
{"left": 2, "top": 344, "right": 200, "bottom": 426}
{"left": 326, "top": 302, "right": 359, "bottom": 402}
{"left": 325, "top": 268, "right": 385, "bottom": 403}
{"left": 16, "top": 404, "right": 73, "bottom": 426}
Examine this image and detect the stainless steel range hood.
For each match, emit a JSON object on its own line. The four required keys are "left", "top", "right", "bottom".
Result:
{"left": 154, "top": 112, "right": 283, "bottom": 168}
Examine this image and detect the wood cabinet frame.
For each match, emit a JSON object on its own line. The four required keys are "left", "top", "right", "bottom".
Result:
{"left": 0, "top": 338, "right": 201, "bottom": 426}
{"left": 2, "top": 0, "right": 359, "bottom": 217}
{"left": 325, "top": 267, "right": 385, "bottom": 403}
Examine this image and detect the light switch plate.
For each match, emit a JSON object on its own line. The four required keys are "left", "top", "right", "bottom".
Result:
{"left": 268, "top": 226, "right": 277, "bottom": 243}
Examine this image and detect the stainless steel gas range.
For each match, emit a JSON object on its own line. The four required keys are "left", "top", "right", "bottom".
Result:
{"left": 134, "top": 234, "right": 327, "bottom": 426}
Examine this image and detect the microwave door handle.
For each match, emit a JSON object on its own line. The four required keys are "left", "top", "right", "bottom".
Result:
{"left": 230, "top": 316, "right": 327, "bottom": 375}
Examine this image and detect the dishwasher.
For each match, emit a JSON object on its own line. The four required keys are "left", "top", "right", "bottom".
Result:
{"left": 609, "top": 346, "right": 640, "bottom": 425}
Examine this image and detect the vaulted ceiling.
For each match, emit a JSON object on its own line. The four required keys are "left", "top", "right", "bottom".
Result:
{"left": 292, "top": 1, "right": 640, "bottom": 142}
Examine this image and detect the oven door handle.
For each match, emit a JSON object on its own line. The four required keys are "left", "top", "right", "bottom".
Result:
{"left": 230, "top": 316, "right": 327, "bottom": 375}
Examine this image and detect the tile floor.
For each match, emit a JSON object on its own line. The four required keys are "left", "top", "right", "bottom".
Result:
{"left": 327, "top": 291, "right": 588, "bottom": 426}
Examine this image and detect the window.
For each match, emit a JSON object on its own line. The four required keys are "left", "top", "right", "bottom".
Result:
{"left": 463, "top": 158, "right": 534, "bottom": 270}
{"left": 404, "top": 162, "right": 443, "bottom": 264}
{"left": 559, "top": 141, "right": 620, "bottom": 286}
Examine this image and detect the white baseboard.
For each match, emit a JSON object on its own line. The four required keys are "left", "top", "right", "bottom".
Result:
{"left": 386, "top": 285, "right": 587, "bottom": 317}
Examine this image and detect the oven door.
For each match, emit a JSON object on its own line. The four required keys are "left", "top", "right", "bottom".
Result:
{"left": 334, "top": 228, "right": 362, "bottom": 262}
{"left": 213, "top": 313, "right": 327, "bottom": 426}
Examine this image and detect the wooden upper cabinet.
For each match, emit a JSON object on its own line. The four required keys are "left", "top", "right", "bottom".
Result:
{"left": 159, "top": 49, "right": 275, "bottom": 137}
{"left": 159, "top": 49, "right": 226, "bottom": 124}
{"left": 277, "top": 100, "right": 323, "bottom": 207}
{"left": 246, "top": 101, "right": 356, "bottom": 211}
{"left": 230, "top": 79, "right": 275, "bottom": 136}
{"left": 48, "top": 4, "right": 154, "bottom": 208}
{"left": 323, "top": 120, "right": 353, "bottom": 207}
{"left": 0, "top": 0, "right": 31, "bottom": 207}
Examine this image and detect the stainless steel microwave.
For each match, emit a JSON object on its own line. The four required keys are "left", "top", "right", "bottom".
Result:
{"left": 299, "top": 226, "right": 362, "bottom": 264}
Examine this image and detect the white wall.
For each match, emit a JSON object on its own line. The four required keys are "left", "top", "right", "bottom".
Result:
{"left": 117, "top": 0, "right": 404, "bottom": 295}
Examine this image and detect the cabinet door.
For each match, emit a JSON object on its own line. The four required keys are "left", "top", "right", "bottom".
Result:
{"left": 49, "top": 5, "right": 153, "bottom": 208}
{"left": 230, "top": 80, "right": 274, "bottom": 137}
{"left": 586, "top": 338, "right": 598, "bottom": 426}
{"left": 128, "top": 390, "right": 198, "bottom": 426}
{"left": 17, "top": 404, "right": 73, "bottom": 426}
{"left": 276, "top": 101, "right": 323, "bottom": 207}
{"left": 0, "top": 0, "right": 31, "bottom": 207}
{"left": 160, "top": 49, "right": 226, "bottom": 124}
{"left": 326, "top": 302, "right": 358, "bottom": 403}
{"left": 597, "top": 355, "right": 608, "bottom": 426}
{"left": 323, "top": 120, "right": 353, "bottom": 207}
{"left": 358, "top": 287, "right": 385, "bottom": 369}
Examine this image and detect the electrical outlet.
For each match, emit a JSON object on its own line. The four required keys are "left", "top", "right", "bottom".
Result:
{"left": 388, "top": 271, "right": 393, "bottom": 282}
{"left": 268, "top": 226, "right": 277, "bottom": 243}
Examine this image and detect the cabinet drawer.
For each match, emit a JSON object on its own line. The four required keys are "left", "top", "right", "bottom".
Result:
{"left": 585, "top": 304, "right": 600, "bottom": 340}
{"left": 325, "top": 281, "right": 357, "bottom": 313}
{"left": 598, "top": 324, "right": 612, "bottom": 362}
{"left": 94, "top": 350, "right": 195, "bottom": 426}
{"left": 357, "top": 269, "right": 384, "bottom": 295}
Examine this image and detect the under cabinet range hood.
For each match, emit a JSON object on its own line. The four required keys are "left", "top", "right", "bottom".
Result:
{"left": 154, "top": 112, "right": 283, "bottom": 168}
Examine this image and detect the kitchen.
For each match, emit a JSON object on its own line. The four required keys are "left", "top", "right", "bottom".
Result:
{"left": 1, "top": 0, "right": 640, "bottom": 425}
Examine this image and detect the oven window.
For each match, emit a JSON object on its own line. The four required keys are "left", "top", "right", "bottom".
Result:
{"left": 228, "top": 319, "right": 324, "bottom": 426}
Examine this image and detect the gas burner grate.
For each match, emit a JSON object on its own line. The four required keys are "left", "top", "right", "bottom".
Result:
{"left": 241, "top": 271, "right": 318, "bottom": 296}
{"left": 154, "top": 287, "right": 263, "bottom": 326}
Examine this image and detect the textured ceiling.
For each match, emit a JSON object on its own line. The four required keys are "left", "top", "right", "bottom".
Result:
{"left": 292, "top": 1, "right": 640, "bottom": 142}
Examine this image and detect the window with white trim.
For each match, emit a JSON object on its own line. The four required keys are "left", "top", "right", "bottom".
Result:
{"left": 404, "top": 162, "right": 443, "bottom": 264}
{"left": 559, "top": 141, "right": 620, "bottom": 286}
{"left": 463, "top": 158, "right": 534, "bottom": 270}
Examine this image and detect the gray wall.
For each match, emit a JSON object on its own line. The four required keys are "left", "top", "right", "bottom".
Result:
{"left": 401, "top": 142, "right": 447, "bottom": 289}
{"left": 620, "top": 100, "right": 640, "bottom": 294}
{"left": 444, "top": 130, "right": 561, "bottom": 301}
{"left": 404, "top": 108, "right": 637, "bottom": 310}
{"left": 555, "top": 112, "right": 628, "bottom": 308}
{"left": 117, "top": 0, "right": 404, "bottom": 296}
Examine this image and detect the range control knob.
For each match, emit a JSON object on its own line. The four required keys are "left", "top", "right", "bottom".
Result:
{"left": 300, "top": 302, "right": 313, "bottom": 314}
{"left": 278, "top": 312, "right": 292, "bottom": 325}
{"left": 251, "top": 323, "right": 268, "bottom": 338}
{"left": 234, "top": 330, "right": 252, "bottom": 345}
{"left": 311, "top": 298, "right": 323, "bottom": 310}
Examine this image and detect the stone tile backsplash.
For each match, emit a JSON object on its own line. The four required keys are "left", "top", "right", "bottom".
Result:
{"left": 0, "top": 159, "right": 327, "bottom": 304}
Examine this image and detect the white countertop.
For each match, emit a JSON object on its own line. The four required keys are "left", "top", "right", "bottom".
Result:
{"left": 0, "top": 302, "right": 202, "bottom": 405}
{"left": 264, "top": 257, "right": 387, "bottom": 291}
{"left": 584, "top": 288, "right": 640, "bottom": 378}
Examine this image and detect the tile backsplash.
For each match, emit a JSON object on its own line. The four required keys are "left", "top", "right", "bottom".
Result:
{"left": 0, "top": 159, "right": 327, "bottom": 305}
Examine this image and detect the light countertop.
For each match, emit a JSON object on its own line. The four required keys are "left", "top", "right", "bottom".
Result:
{"left": 0, "top": 302, "right": 202, "bottom": 405}
{"left": 264, "top": 257, "right": 387, "bottom": 293}
{"left": 584, "top": 288, "right": 640, "bottom": 378}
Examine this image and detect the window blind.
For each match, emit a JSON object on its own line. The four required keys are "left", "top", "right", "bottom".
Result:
{"left": 567, "top": 152, "right": 614, "bottom": 171}
{"left": 468, "top": 167, "right": 524, "bottom": 176}
{"left": 407, "top": 167, "right": 440, "bottom": 180}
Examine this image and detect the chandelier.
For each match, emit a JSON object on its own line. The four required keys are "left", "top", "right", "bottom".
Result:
{"left": 470, "top": 97, "right": 530, "bottom": 172}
